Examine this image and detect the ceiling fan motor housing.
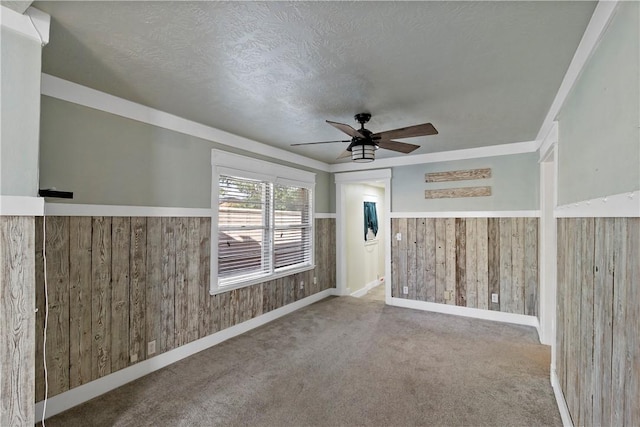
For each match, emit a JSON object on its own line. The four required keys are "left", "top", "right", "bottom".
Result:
{"left": 354, "top": 112, "right": 371, "bottom": 125}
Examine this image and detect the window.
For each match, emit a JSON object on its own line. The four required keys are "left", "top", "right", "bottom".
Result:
{"left": 211, "top": 151, "right": 315, "bottom": 293}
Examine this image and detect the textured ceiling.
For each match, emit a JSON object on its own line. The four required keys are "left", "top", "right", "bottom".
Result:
{"left": 34, "top": 1, "right": 596, "bottom": 164}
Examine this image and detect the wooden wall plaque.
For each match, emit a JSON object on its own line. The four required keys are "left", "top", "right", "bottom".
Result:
{"left": 425, "top": 168, "right": 491, "bottom": 182}
{"left": 425, "top": 186, "right": 492, "bottom": 199}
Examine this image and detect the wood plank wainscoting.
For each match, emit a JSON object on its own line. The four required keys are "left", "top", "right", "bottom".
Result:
{"left": 34, "top": 216, "right": 336, "bottom": 401}
{"left": 556, "top": 218, "right": 639, "bottom": 427}
{"left": 391, "top": 217, "right": 538, "bottom": 315}
{"left": 1, "top": 216, "right": 36, "bottom": 426}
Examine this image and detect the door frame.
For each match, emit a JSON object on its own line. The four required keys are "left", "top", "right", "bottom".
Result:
{"left": 334, "top": 169, "right": 392, "bottom": 299}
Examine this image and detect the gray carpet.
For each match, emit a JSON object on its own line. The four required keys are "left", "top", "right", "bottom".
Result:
{"left": 42, "top": 296, "right": 560, "bottom": 427}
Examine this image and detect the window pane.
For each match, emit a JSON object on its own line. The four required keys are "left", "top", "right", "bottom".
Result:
{"left": 218, "top": 228, "right": 266, "bottom": 277}
{"left": 274, "top": 227, "right": 311, "bottom": 269}
{"left": 218, "top": 174, "right": 271, "bottom": 285}
{"left": 219, "top": 176, "right": 267, "bottom": 228}
{"left": 274, "top": 185, "right": 310, "bottom": 227}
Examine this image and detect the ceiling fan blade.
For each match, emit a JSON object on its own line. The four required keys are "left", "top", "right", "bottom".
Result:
{"left": 337, "top": 150, "right": 352, "bottom": 159}
{"left": 291, "top": 140, "right": 350, "bottom": 146}
{"left": 377, "top": 140, "right": 421, "bottom": 154}
{"left": 326, "top": 120, "right": 365, "bottom": 138}
{"left": 372, "top": 123, "right": 438, "bottom": 141}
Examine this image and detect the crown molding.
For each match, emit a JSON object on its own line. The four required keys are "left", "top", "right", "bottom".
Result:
{"left": 535, "top": 1, "right": 620, "bottom": 146}
{"left": 0, "top": 6, "right": 49, "bottom": 45}
{"left": 40, "top": 74, "right": 330, "bottom": 173}
{"left": 328, "top": 140, "right": 540, "bottom": 173}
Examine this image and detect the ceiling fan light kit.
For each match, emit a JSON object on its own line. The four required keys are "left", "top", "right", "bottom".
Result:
{"left": 351, "top": 143, "right": 376, "bottom": 163}
{"left": 292, "top": 112, "right": 438, "bottom": 163}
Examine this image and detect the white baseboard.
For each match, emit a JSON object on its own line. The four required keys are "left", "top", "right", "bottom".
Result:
{"left": 551, "top": 368, "right": 574, "bottom": 427}
{"left": 34, "top": 288, "right": 336, "bottom": 421}
{"left": 388, "top": 297, "right": 540, "bottom": 329}
{"left": 350, "top": 279, "right": 383, "bottom": 298}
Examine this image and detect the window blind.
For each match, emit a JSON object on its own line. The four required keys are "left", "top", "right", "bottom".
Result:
{"left": 216, "top": 175, "right": 313, "bottom": 288}
{"left": 218, "top": 175, "right": 272, "bottom": 285}
{"left": 274, "top": 184, "right": 312, "bottom": 270}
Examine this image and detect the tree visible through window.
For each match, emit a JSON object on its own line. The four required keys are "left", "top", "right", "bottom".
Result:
{"left": 217, "top": 174, "right": 312, "bottom": 287}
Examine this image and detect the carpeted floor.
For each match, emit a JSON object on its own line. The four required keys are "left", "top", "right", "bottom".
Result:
{"left": 42, "top": 295, "right": 560, "bottom": 427}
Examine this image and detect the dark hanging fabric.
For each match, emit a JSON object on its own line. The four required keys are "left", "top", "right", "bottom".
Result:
{"left": 364, "top": 201, "right": 378, "bottom": 241}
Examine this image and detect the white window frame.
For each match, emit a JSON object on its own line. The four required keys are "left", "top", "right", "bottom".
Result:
{"left": 210, "top": 150, "right": 315, "bottom": 295}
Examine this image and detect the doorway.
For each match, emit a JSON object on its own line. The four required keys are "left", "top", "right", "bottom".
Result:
{"left": 335, "top": 169, "right": 392, "bottom": 303}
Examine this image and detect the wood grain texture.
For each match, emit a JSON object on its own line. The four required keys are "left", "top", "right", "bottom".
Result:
{"left": 425, "top": 186, "right": 491, "bottom": 199}
{"left": 455, "top": 218, "right": 466, "bottom": 306}
{"left": 145, "top": 217, "right": 162, "bottom": 357}
{"left": 579, "top": 218, "right": 594, "bottom": 427}
{"left": 46, "top": 216, "right": 71, "bottom": 395}
{"left": 174, "top": 218, "right": 188, "bottom": 347}
{"left": 34, "top": 216, "right": 336, "bottom": 401}
{"left": 425, "top": 168, "right": 491, "bottom": 182}
{"left": 406, "top": 218, "right": 417, "bottom": 300}
{"left": 476, "top": 218, "right": 489, "bottom": 310}
{"left": 199, "top": 217, "right": 212, "bottom": 337}
{"left": 91, "top": 216, "right": 112, "bottom": 380}
{"left": 523, "top": 218, "right": 538, "bottom": 317}
{"left": 557, "top": 217, "right": 639, "bottom": 427}
{"left": 610, "top": 218, "right": 627, "bottom": 427}
{"left": 499, "top": 218, "right": 512, "bottom": 313}
{"left": 111, "top": 217, "right": 131, "bottom": 371}
{"left": 1, "top": 216, "right": 35, "bottom": 426}
{"left": 34, "top": 217, "right": 45, "bottom": 401}
{"left": 130, "top": 217, "right": 147, "bottom": 364}
{"left": 423, "top": 219, "right": 436, "bottom": 302}
{"left": 160, "top": 218, "right": 176, "bottom": 353}
{"left": 444, "top": 218, "right": 456, "bottom": 305}
{"left": 465, "top": 218, "right": 477, "bottom": 308}
{"left": 624, "top": 218, "right": 639, "bottom": 427}
{"left": 487, "top": 218, "right": 500, "bottom": 311}
{"left": 69, "top": 217, "right": 92, "bottom": 387}
{"left": 510, "top": 218, "right": 524, "bottom": 314}
{"left": 391, "top": 217, "right": 537, "bottom": 315}
{"left": 415, "top": 219, "right": 427, "bottom": 301}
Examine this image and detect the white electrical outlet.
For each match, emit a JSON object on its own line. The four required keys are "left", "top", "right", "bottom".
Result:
{"left": 130, "top": 353, "right": 138, "bottom": 363}
{"left": 313, "top": 276, "right": 317, "bottom": 285}
{"left": 396, "top": 233, "right": 402, "bottom": 241}
{"left": 402, "top": 286, "right": 409, "bottom": 295}
{"left": 300, "top": 281, "right": 304, "bottom": 290}
{"left": 148, "top": 340, "right": 156, "bottom": 355}
{"left": 492, "top": 293, "right": 499, "bottom": 303}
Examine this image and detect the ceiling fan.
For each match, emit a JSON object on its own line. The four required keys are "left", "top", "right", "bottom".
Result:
{"left": 291, "top": 113, "right": 438, "bottom": 163}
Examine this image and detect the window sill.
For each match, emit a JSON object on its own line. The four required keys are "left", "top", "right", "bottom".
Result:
{"left": 209, "top": 264, "right": 316, "bottom": 295}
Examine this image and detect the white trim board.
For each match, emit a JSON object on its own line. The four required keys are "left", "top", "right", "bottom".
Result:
{"left": 391, "top": 210, "right": 540, "bottom": 219}
{"left": 551, "top": 368, "right": 574, "bottom": 427}
{"left": 388, "top": 297, "right": 540, "bottom": 330}
{"left": 45, "top": 203, "right": 335, "bottom": 218}
{"left": 350, "top": 279, "right": 383, "bottom": 298}
{"left": 535, "top": 1, "right": 620, "bottom": 144}
{"left": 0, "top": 6, "right": 50, "bottom": 45}
{"left": 0, "top": 195, "right": 44, "bottom": 216}
{"left": 329, "top": 141, "right": 540, "bottom": 173}
{"left": 45, "top": 203, "right": 213, "bottom": 217}
{"left": 554, "top": 191, "right": 640, "bottom": 218}
{"left": 34, "top": 288, "right": 337, "bottom": 421}
{"left": 40, "top": 74, "right": 329, "bottom": 173}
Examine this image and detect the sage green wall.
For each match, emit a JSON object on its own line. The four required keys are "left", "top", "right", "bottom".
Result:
{"left": 39, "top": 96, "right": 333, "bottom": 212}
{"left": 557, "top": 2, "right": 639, "bottom": 205}
{"left": 1, "top": 28, "right": 42, "bottom": 196}
{"left": 391, "top": 152, "right": 539, "bottom": 212}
